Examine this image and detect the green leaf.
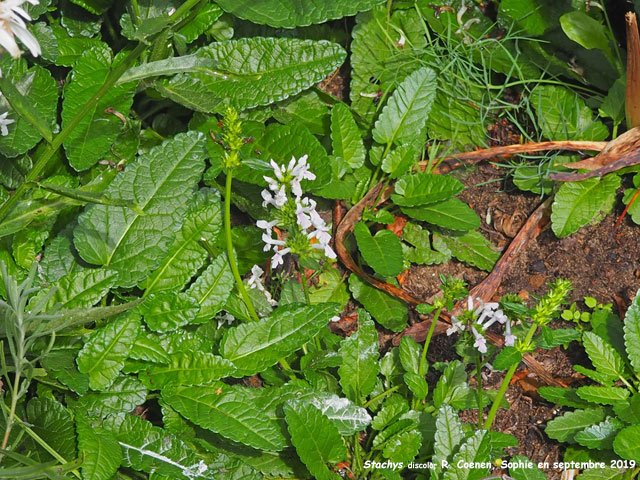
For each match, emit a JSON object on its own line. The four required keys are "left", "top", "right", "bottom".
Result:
{"left": 576, "top": 386, "right": 630, "bottom": 405}
{"left": 0, "top": 68, "right": 54, "bottom": 149}
{"left": 582, "top": 332, "right": 625, "bottom": 381}
{"left": 138, "top": 292, "right": 199, "bottom": 332}
{"left": 117, "top": 55, "right": 220, "bottom": 85}
{"left": 545, "top": 408, "right": 606, "bottom": 443}
{"left": 538, "top": 387, "right": 593, "bottom": 409}
{"left": 433, "top": 406, "right": 464, "bottom": 468}
{"left": 493, "top": 347, "right": 523, "bottom": 371}
{"left": 392, "top": 172, "right": 463, "bottom": 207}
{"left": 348, "top": 274, "right": 408, "bottom": 332}
{"left": 508, "top": 455, "right": 546, "bottom": 480}
{"left": 272, "top": 90, "right": 330, "bottom": 137}
{"left": 530, "top": 85, "right": 609, "bottom": 141}
{"left": 613, "top": 426, "right": 640, "bottom": 462}
{"left": 62, "top": 45, "right": 136, "bottom": 171}
{"left": 162, "top": 384, "right": 287, "bottom": 451}
{"left": 37, "top": 268, "right": 117, "bottom": 310}
{"left": 338, "top": 312, "right": 380, "bottom": 403}
{"left": 221, "top": 303, "right": 338, "bottom": 377}
{"left": 130, "top": 335, "right": 170, "bottom": 364}
{"left": 76, "top": 418, "right": 121, "bottom": 480}
{"left": 354, "top": 222, "right": 404, "bottom": 277}
{"left": 402, "top": 222, "right": 451, "bottom": 265}
{"left": 382, "top": 144, "right": 418, "bottom": 179}
{"left": 536, "top": 327, "right": 580, "bottom": 349}
{"left": 139, "top": 352, "right": 236, "bottom": 389}
{"left": 50, "top": 24, "right": 106, "bottom": 66}
{"left": 435, "top": 231, "right": 500, "bottom": 272}
{"left": 74, "top": 131, "right": 207, "bottom": 287}
{"left": 551, "top": 176, "right": 620, "bottom": 238}
{"left": 331, "top": 102, "right": 365, "bottom": 170}
{"left": 560, "top": 12, "right": 616, "bottom": 67}
{"left": 371, "top": 395, "right": 408, "bottom": 431}
{"left": 76, "top": 312, "right": 141, "bottom": 390}
{"left": 284, "top": 399, "right": 346, "bottom": 480}
{"left": 433, "top": 360, "right": 473, "bottom": 410}
{"left": 383, "top": 430, "right": 421, "bottom": 464}
{"left": 300, "top": 392, "right": 372, "bottom": 435}
{"left": 76, "top": 375, "right": 147, "bottom": 418}
{"left": 309, "top": 269, "right": 349, "bottom": 308}
{"left": 185, "top": 253, "right": 234, "bottom": 323}
{"left": 577, "top": 467, "right": 634, "bottom": 480}
{"left": 156, "top": 38, "right": 345, "bottom": 113}
{"left": 399, "top": 336, "right": 421, "bottom": 375}
{"left": 575, "top": 417, "right": 624, "bottom": 450}
{"left": 26, "top": 398, "right": 76, "bottom": 462}
{"left": 402, "top": 198, "right": 480, "bottom": 231}
{"left": 176, "top": 3, "right": 223, "bottom": 43}
{"left": 624, "top": 289, "right": 640, "bottom": 374}
{"left": 41, "top": 349, "right": 90, "bottom": 395}
{"left": 372, "top": 66, "right": 437, "bottom": 147}
{"left": 0, "top": 155, "right": 30, "bottom": 188}
{"left": 404, "top": 372, "right": 428, "bottom": 399}
{"left": 215, "top": 0, "right": 383, "bottom": 27}
{"left": 443, "top": 430, "right": 490, "bottom": 480}
{"left": 103, "top": 414, "right": 212, "bottom": 479}
{"left": 498, "top": 0, "right": 549, "bottom": 35}
{"left": 69, "top": 0, "right": 111, "bottom": 15}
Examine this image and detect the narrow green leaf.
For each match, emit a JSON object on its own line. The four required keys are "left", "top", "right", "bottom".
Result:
{"left": 74, "top": 131, "right": 207, "bottom": 287}
{"left": 117, "top": 55, "right": 220, "bottom": 85}
{"left": 221, "top": 303, "right": 338, "bottom": 376}
{"left": 372, "top": 66, "right": 437, "bottom": 147}
{"left": 284, "top": 399, "right": 346, "bottom": 480}
{"left": 139, "top": 352, "right": 236, "bottom": 388}
{"left": 162, "top": 384, "right": 287, "bottom": 451}
{"left": 348, "top": 274, "right": 408, "bottom": 331}
{"left": 215, "top": 0, "right": 384, "bottom": 27}
{"left": 331, "top": 102, "right": 365, "bottom": 170}
{"left": 576, "top": 386, "right": 630, "bottom": 405}
{"left": 62, "top": 45, "right": 136, "bottom": 171}
{"left": 399, "top": 336, "right": 421, "bottom": 375}
{"left": 551, "top": 176, "right": 620, "bottom": 237}
{"left": 402, "top": 197, "right": 480, "bottom": 231}
{"left": 545, "top": 408, "right": 606, "bottom": 443}
{"left": 32, "top": 182, "right": 144, "bottom": 214}
{"left": 392, "top": 172, "right": 463, "bottom": 207}
{"left": 76, "top": 312, "right": 141, "bottom": 390}
{"left": 77, "top": 419, "right": 121, "bottom": 480}
{"left": 624, "top": 288, "right": 640, "bottom": 373}
{"left": 354, "top": 222, "right": 404, "bottom": 277}
{"left": 338, "top": 312, "right": 379, "bottom": 403}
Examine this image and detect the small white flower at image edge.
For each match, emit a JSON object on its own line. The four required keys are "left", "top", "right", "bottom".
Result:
{"left": 0, "top": 111, "right": 14, "bottom": 136}
{"left": 0, "top": 0, "right": 42, "bottom": 58}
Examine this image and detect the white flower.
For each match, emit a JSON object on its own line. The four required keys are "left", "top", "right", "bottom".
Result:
{"left": 330, "top": 315, "right": 341, "bottom": 323}
{"left": 0, "top": 111, "right": 14, "bottom": 136}
{"left": 247, "top": 264, "right": 277, "bottom": 306}
{"left": 256, "top": 219, "right": 277, "bottom": 236}
{"left": 446, "top": 316, "right": 465, "bottom": 336}
{"left": 0, "top": 0, "right": 41, "bottom": 58}
{"left": 271, "top": 247, "right": 290, "bottom": 268}
{"left": 471, "top": 327, "right": 487, "bottom": 354}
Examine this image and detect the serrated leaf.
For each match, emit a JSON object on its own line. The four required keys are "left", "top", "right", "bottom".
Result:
{"left": 62, "top": 45, "right": 136, "bottom": 170}
{"left": 538, "top": 387, "right": 593, "bottom": 409}
{"left": 348, "top": 274, "right": 407, "bottom": 331}
{"left": 138, "top": 292, "right": 199, "bottom": 332}
{"left": 331, "top": 102, "right": 365, "bottom": 170}
{"left": 433, "top": 360, "right": 471, "bottom": 409}
{"left": 215, "top": 0, "right": 383, "bottom": 27}
{"left": 613, "top": 395, "right": 640, "bottom": 424}
{"left": 531, "top": 85, "right": 609, "bottom": 141}
{"left": 338, "top": 312, "right": 380, "bottom": 403}
{"left": 309, "top": 269, "right": 349, "bottom": 308}
{"left": 435, "top": 230, "right": 500, "bottom": 272}
{"left": 443, "top": 430, "right": 490, "bottom": 480}
{"left": 41, "top": 349, "right": 90, "bottom": 394}
{"left": 551, "top": 176, "right": 620, "bottom": 237}
{"left": 392, "top": 173, "right": 463, "bottom": 207}
{"left": 371, "top": 395, "right": 408, "bottom": 431}
{"left": 402, "top": 198, "right": 480, "bottom": 231}
{"left": 139, "top": 352, "right": 236, "bottom": 389}
{"left": 582, "top": 331, "right": 625, "bottom": 381}
{"left": 162, "top": 384, "right": 287, "bottom": 451}
{"left": 402, "top": 221, "right": 451, "bottom": 265}
{"left": 130, "top": 335, "right": 170, "bottom": 364}
{"left": 372, "top": 66, "right": 437, "bottom": 147}
{"left": 545, "top": 408, "right": 606, "bottom": 443}
{"left": 301, "top": 393, "right": 372, "bottom": 435}
{"left": 576, "top": 386, "right": 630, "bottom": 405}
{"left": 433, "top": 405, "right": 464, "bottom": 467}
{"left": 624, "top": 289, "right": 640, "bottom": 373}
{"left": 156, "top": 38, "right": 345, "bottom": 113}
{"left": 508, "top": 455, "right": 546, "bottom": 480}
{"left": 577, "top": 467, "right": 633, "bottom": 479}
{"left": 575, "top": 417, "right": 624, "bottom": 450}
{"left": 104, "top": 414, "right": 213, "bottom": 479}
{"left": 536, "top": 327, "right": 580, "bottom": 349}
{"left": 74, "top": 131, "right": 207, "bottom": 287}
{"left": 76, "top": 375, "right": 147, "bottom": 418}
{"left": 221, "top": 303, "right": 338, "bottom": 377}
{"left": 272, "top": 90, "right": 330, "bottom": 137}
{"left": 399, "top": 336, "right": 421, "bottom": 375}
{"left": 141, "top": 189, "right": 222, "bottom": 295}
{"left": 383, "top": 430, "right": 421, "bottom": 464}
{"left": 77, "top": 312, "right": 141, "bottom": 390}
{"left": 26, "top": 398, "right": 76, "bottom": 462}
{"left": 613, "top": 426, "right": 640, "bottom": 462}
{"left": 493, "top": 347, "right": 523, "bottom": 370}
{"left": 284, "top": 399, "right": 346, "bottom": 480}
{"left": 185, "top": 253, "right": 234, "bottom": 323}
{"left": 404, "top": 372, "right": 428, "bottom": 399}
{"left": 69, "top": 0, "right": 111, "bottom": 15}
{"left": 0, "top": 65, "right": 57, "bottom": 157}
{"left": 354, "top": 222, "right": 404, "bottom": 277}
{"left": 77, "top": 418, "right": 121, "bottom": 480}
{"left": 381, "top": 144, "right": 418, "bottom": 179}
{"left": 38, "top": 268, "right": 117, "bottom": 310}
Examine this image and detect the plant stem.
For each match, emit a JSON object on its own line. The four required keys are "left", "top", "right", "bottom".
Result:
{"left": 300, "top": 266, "right": 311, "bottom": 305}
{"left": 476, "top": 351, "right": 483, "bottom": 428}
{"left": 418, "top": 307, "right": 442, "bottom": 376}
{"left": 278, "top": 357, "right": 296, "bottom": 380}
{"left": 484, "top": 323, "right": 538, "bottom": 430}
{"left": 363, "top": 385, "right": 400, "bottom": 409}
{"left": 224, "top": 171, "right": 259, "bottom": 322}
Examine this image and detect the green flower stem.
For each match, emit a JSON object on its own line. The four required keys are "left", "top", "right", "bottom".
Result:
{"left": 300, "top": 266, "right": 311, "bottom": 305}
{"left": 476, "top": 351, "right": 483, "bottom": 428}
{"left": 418, "top": 307, "right": 442, "bottom": 376}
{"left": 619, "top": 375, "right": 636, "bottom": 393}
{"left": 484, "top": 323, "right": 538, "bottom": 431}
{"left": 278, "top": 357, "right": 296, "bottom": 380}
{"left": 363, "top": 385, "right": 400, "bottom": 409}
{"left": 224, "top": 170, "right": 259, "bottom": 322}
